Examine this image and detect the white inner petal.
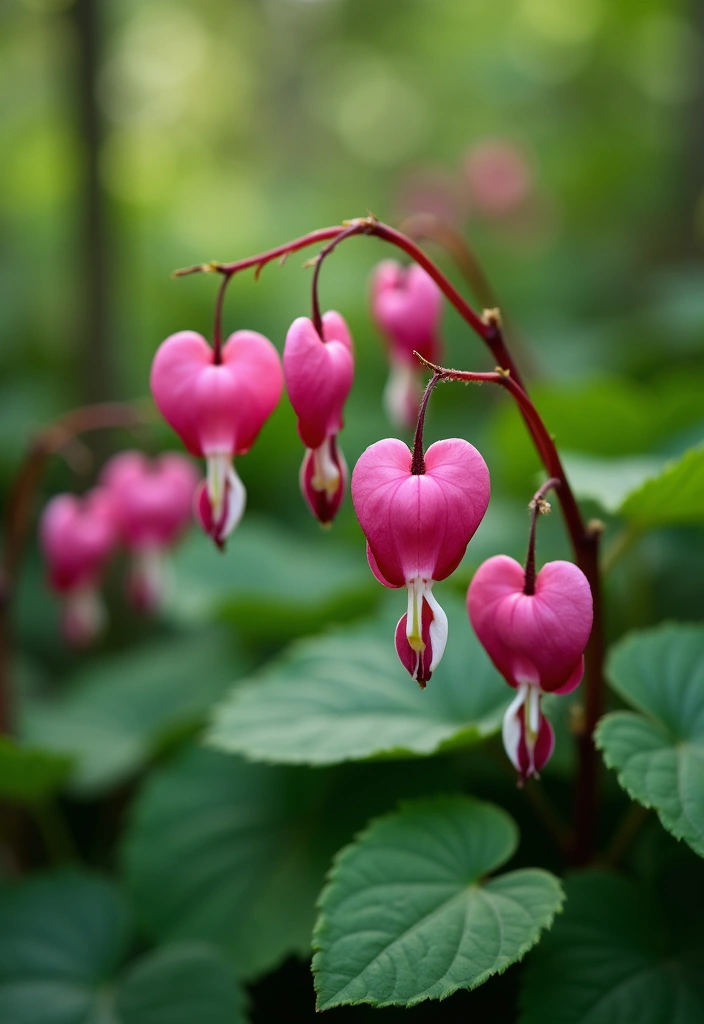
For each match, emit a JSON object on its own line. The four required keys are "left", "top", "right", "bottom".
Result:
{"left": 405, "top": 577, "right": 427, "bottom": 652}
{"left": 502, "top": 683, "right": 529, "bottom": 773}
{"left": 206, "top": 452, "right": 231, "bottom": 521}
{"left": 222, "top": 462, "right": 247, "bottom": 537}
{"left": 424, "top": 587, "right": 448, "bottom": 672}
{"left": 310, "top": 437, "right": 340, "bottom": 497}
{"left": 383, "top": 362, "right": 417, "bottom": 428}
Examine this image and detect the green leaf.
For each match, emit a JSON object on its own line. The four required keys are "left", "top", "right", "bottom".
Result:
{"left": 0, "top": 738, "right": 73, "bottom": 803}
{"left": 597, "top": 623, "right": 704, "bottom": 857}
{"left": 19, "top": 629, "right": 246, "bottom": 796}
{"left": 122, "top": 745, "right": 457, "bottom": 981}
{"left": 519, "top": 871, "right": 704, "bottom": 1024}
{"left": 122, "top": 747, "right": 347, "bottom": 979}
{"left": 115, "top": 945, "right": 247, "bottom": 1024}
{"left": 0, "top": 872, "right": 130, "bottom": 1024}
{"left": 167, "top": 516, "right": 375, "bottom": 640}
{"left": 208, "top": 595, "right": 509, "bottom": 765}
{"left": 313, "top": 796, "right": 564, "bottom": 1009}
{"left": 563, "top": 444, "right": 704, "bottom": 526}
{"left": 0, "top": 873, "right": 248, "bottom": 1024}
{"left": 619, "top": 444, "right": 704, "bottom": 526}
{"left": 562, "top": 452, "right": 667, "bottom": 514}
{"left": 492, "top": 374, "right": 704, "bottom": 495}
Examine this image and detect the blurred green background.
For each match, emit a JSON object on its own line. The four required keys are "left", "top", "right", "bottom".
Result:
{"left": 3, "top": 0, "right": 704, "bottom": 649}
{"left": 2, "top": 4, "right": 704, "bottom": 1021}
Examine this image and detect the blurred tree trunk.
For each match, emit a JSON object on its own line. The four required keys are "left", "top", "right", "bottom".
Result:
{"left": 69, "top": 0, "right": 117, "bottom": 403}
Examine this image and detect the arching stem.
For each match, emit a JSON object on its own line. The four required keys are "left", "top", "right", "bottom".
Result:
{"left": 308, "top": 224, "right": 362, "bottom": 338}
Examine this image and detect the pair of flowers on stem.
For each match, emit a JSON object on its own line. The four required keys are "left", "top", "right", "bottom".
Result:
{"left": 147, "top": 253, "right": 593, "bottom": 782}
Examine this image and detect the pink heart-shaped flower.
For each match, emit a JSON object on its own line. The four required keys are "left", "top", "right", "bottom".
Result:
{"left": 467, "top": 554, "right": 593, "bottom": 693}
{"left": 100, "top": 450, "right": 197, "bottom": 549}
{"left": 283, "top": 312, "right": 354, "bottom": 450}
{"left": 352, "top": 437, "right": 490, "bottom": 587}
{"left": 40, "top": 490, "right": 117, "bottom": 592}
{"left": 150, "top": 330, "right": 283, "bottom": 457}
{"left": 370, "top": 260, "right": 442, "bottom": 364}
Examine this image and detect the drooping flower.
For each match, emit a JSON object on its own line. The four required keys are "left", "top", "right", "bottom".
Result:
{"left": 352, "top": 437, "right": 490, "bottom": 687}
{"left": 150, "top": 329, "right": 283, "bottom": 548}
{"left": 283, "top": 312, "right": 354, "bottom": 525}
{"left": 369, "top": 261, "right": 443, "bottom": 428}
{"left": 467, "top": 554, "right": 593, "bottom": 781}
{"left": 100, "top": 450, "right": 198, "bottom": 611}
{"left": 39, "top": 489, "right": 118, "bottom": 646}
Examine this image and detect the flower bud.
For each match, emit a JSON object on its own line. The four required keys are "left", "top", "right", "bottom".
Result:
{"left": 283, "top": 312, "right": 354, "bottom": 525}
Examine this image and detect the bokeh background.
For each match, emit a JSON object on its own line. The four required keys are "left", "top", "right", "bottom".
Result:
{"left": 4, "top": 0, "right": 704, "bottom": 639}
{"left": 2, "top": 1, "right": 704, "bottom": 1020}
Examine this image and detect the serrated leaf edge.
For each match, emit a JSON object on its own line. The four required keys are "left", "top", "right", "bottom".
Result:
{"left": 311, "top": 796, "right": 564, "bottom": 1010}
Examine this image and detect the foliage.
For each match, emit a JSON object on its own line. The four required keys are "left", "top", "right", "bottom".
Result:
{"left": 2, "top": 0, "right": 704, "bottom": 1020}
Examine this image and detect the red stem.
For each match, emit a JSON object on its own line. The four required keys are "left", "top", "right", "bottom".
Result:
{"left": 419, "top": 360, "right": 604, "bottom": 863}
{"left": 524, "top": 477, "right": 561, "bottom": 596}
{"left": 174, "top": 215, "right": 604, "bottom": 863}
{"left": 411, "top": 373, "right": 441, "bottom": 475}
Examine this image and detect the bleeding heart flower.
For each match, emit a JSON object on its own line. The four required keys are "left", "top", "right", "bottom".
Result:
{"left": 150, "top": 329, "right": 283, "bottom": 547}
{"left": 352, "top": 437, "right": 490, "bottom": 687}
{"left": 39, "top": 489, "right": 118, "bottom": 646}
{"left": 467, "top": 554, "right": 593, "bottom": 781}
{"left": 369, "top": 261, "right": 443, "bottom": 428}
{"left": 283, "top": 312, "right": 354, "bottom": 525}
{"left": 100, "top": 450, "right": 198, "bottom": 612}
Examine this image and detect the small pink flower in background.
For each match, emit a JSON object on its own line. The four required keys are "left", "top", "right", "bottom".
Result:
{"left": 352, "top": 437, "right": 490, "bottom": 687}
{"left": 100, "top": 450, "right": 198, "bottom": 612}
{"left": 369, "top": 261, "right": 443, "bottom": 429}
{"left": 283, "top": 312, "right": 354, "bottom": 525}
{"left": 467, "top": 555, "right": 593, "bottom": 782}
{"left": 150, "top": 329, "right": 283, "bottom": 548}
{"left": 463, "top": 139, "right": 535, "bottom": 220}
{"left": 394, "top": 167, "right": 467, "bottom": 226}
{"left": 39, "top": 489, "right": 117, "bottom": 646}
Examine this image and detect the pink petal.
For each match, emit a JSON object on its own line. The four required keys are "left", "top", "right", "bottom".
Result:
{"left": 351, "top": 437, "right": 490, "bottom": 586}
{"left": 299, "top": 437, "right": 348, "bottom": 525}
{"left": 467, "top": 554, "right": 593, "bottom": 692}
{"left": 101, "top": 450, "right": 197, "bottom": 549}
{"left": 40, "top": 490, "right": 117, "bottom": 592}
{"left": 370, "top": 260, "right": 442, "bottom": 363}
{"left": 150, "top": 330, "right": 283, "bottom": 457}
{"left": 283, "top": 314, "right": 354, "bottom": 450}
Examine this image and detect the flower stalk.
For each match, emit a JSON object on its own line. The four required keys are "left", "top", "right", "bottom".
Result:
{"left": 173, "top": 215, "right": 605, "bottom": 863}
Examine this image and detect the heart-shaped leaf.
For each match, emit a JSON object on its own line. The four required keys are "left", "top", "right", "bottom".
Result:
{"left": 597, "top": 623, "right": 704, "bottom": 857}
{"left": 519, "top": 871, "right": 704, "bottom": 1024}
{"left": 208, "top": 595, "right": 509, "bottom": 765}
{"left": 313, "top": 796, "right": 563, "bottom": 1009}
